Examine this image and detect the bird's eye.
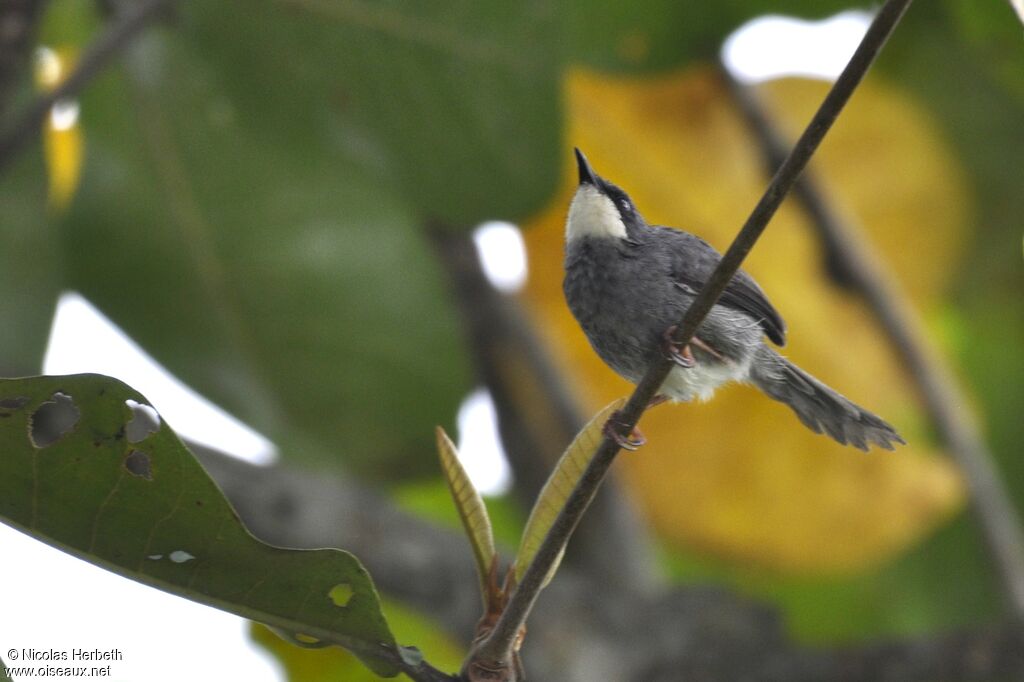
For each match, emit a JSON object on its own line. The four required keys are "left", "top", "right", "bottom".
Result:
{"left": 619, "top": 199, "right": 631, "bottom": 213}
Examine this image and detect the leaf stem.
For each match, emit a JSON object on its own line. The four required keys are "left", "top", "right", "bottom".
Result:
{"left": 469, "top": 0, "right": 915, "bottom": 672}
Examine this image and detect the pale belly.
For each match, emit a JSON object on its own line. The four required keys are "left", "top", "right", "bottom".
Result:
{"left": 659, "top": 354, "right": 754, "bottom": 402}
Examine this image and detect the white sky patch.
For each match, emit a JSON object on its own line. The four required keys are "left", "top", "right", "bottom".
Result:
{"left": 1012, "top": 0, "right": 1024, "bottom": 25}
{"left": 0, "top": 524, "right": 283, "bottom": 682}
{"left": 721, "top": 10, "right": 872, "bottom": 83}
{"left": 50, "top": 99, "right": 80, "bottom": 131}
{"left": 456, "top": 389, "right": 513, "bottom": 496}
{"left": 43, "top": 292, "right": 277, "bottom": 466}
{"left": 472, "top": 221, "right": 528, "bottom": 293}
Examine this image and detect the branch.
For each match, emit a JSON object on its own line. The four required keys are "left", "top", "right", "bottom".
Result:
{"left": 0, "top": 0, "right": 174, "bottom": 174}
{"left": 470, "top": 0, "right": 915, "bottom": 672}
{"left": 720, "top": 63, "right": 1024, "bottom": 619}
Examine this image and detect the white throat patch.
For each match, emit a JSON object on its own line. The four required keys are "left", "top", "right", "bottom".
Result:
{"left": 565, "top": 185, "right": 626, "bottom": 241}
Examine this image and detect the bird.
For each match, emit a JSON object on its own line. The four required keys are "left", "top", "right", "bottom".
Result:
{"left": 562, "top": 148, "right": 905, "bottom": 452}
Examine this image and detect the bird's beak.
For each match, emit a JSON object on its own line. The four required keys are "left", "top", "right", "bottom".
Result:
{"left": 574, "top": 148, "right": 599, "bottom": 186}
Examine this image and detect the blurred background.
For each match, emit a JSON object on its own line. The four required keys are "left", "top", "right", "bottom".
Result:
{"left": 1, "top": 1, "right": 1023, "bottom": 680}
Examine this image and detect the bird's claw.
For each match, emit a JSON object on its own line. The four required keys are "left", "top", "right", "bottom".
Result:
{"left": 603, "top": 411, "right": 645, "bottom": 451}
{"left": 663, "top": 325, "right": 696, "bottom": 368}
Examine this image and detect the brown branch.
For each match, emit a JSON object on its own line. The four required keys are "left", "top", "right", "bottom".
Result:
{"left": 469, "top": 0, "right": 916, "bottom": 675}
{"left": 720, "top": 63, "right": 1024, "bottom": 619}
{"left": 0, "top": 0, "right": 174, "bottom": 174}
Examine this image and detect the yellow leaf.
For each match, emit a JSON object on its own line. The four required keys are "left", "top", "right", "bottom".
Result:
{"left": 436, "top": 426, "right": 496, "bottom": 598}
{"left": 513, "top": 399, "right": 625, "bottom": 588}
{"left": 520, "top": 67, "right": 966, "bottom": 574}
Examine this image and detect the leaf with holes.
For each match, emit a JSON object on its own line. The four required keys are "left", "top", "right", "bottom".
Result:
{"left": 0, "top": 374, "right": 400, "bottom": 677}
{"left": 512, "top": 399, "right": 624, "bottom": 589}
{"left": 435, "top": 426, "right": 495, "bottom": 600}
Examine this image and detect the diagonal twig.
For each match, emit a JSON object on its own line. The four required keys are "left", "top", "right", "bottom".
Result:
{"left": 720, "top": 64, "right": 1024, "bottom": 618}
{"left": 0, "top": 0, "right": 174, "bottom": 174}
{"left": 468, "top": 0, "right": 916, "bottom": 674}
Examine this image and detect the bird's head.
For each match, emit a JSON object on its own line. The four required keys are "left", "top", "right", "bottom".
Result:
{"left": 566, "top": 148, "right": 644, "bottom": 242}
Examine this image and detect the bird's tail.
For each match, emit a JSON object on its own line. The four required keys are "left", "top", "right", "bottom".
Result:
{"left": 748, "top": 345, "right": 905, "bottom": 451}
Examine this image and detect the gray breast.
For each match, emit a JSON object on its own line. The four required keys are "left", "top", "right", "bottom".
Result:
{"left": 564, "top": 237, "right": 679, "bottom": 382}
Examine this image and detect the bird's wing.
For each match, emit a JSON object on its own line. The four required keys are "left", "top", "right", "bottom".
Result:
{"left": 658, "top": 227, "right": 787, "bottom": 346}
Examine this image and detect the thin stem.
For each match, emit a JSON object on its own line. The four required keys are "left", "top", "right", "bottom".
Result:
{"left": 0, "top": 0, "right": 174, "bottom": 173}
{"left": 470, "top": 0, "right": 914, "bottom": 671}
{"left": 721, "top": 65, "right": 1024, "bottom": 618}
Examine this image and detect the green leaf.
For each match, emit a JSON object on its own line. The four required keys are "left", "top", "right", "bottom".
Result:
{"left": 38, "top": 0, "right": 100, "bottom": 46}
{"left": 184, "top": 0, "right": 562, "bottom": 226}
{"left": 436, "top": 426, "right": 496, "bottom": 600}
{"left": 0, "top": 154, "right": 60, "bottom": 376}
{"left": 0, "top": 374, "right": 399, "bottom": 677}
{"left": 513, "top": 399, "right": 624, "bottom": 588}
{"left": 60, "top": 28, "right": 470, "bottom": 477}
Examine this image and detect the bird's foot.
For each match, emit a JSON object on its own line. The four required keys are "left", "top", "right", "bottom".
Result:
{"left": 663, "top": 326, "right": 727, "bottom": 367}
{"left": 663, "top": 326, "right": 696, "bottom": 368}
{"left": 602, "top": 410, "right": 645, "bottom": 451}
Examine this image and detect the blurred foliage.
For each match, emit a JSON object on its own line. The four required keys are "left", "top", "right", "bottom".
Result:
{"left": 1, "top": 0, "right": 1022, "bottom": 668}
{"left": 0, "top": 153, "right": 57, "bottom": 374}
{"left": 184, "top": 1, "right": 561, "bottom": 226}
{"left": 50, "top": 13, "right": 474, "bottom": 479}
{"left": 882, "top": 0, "right": 1024, "bottom": 511}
